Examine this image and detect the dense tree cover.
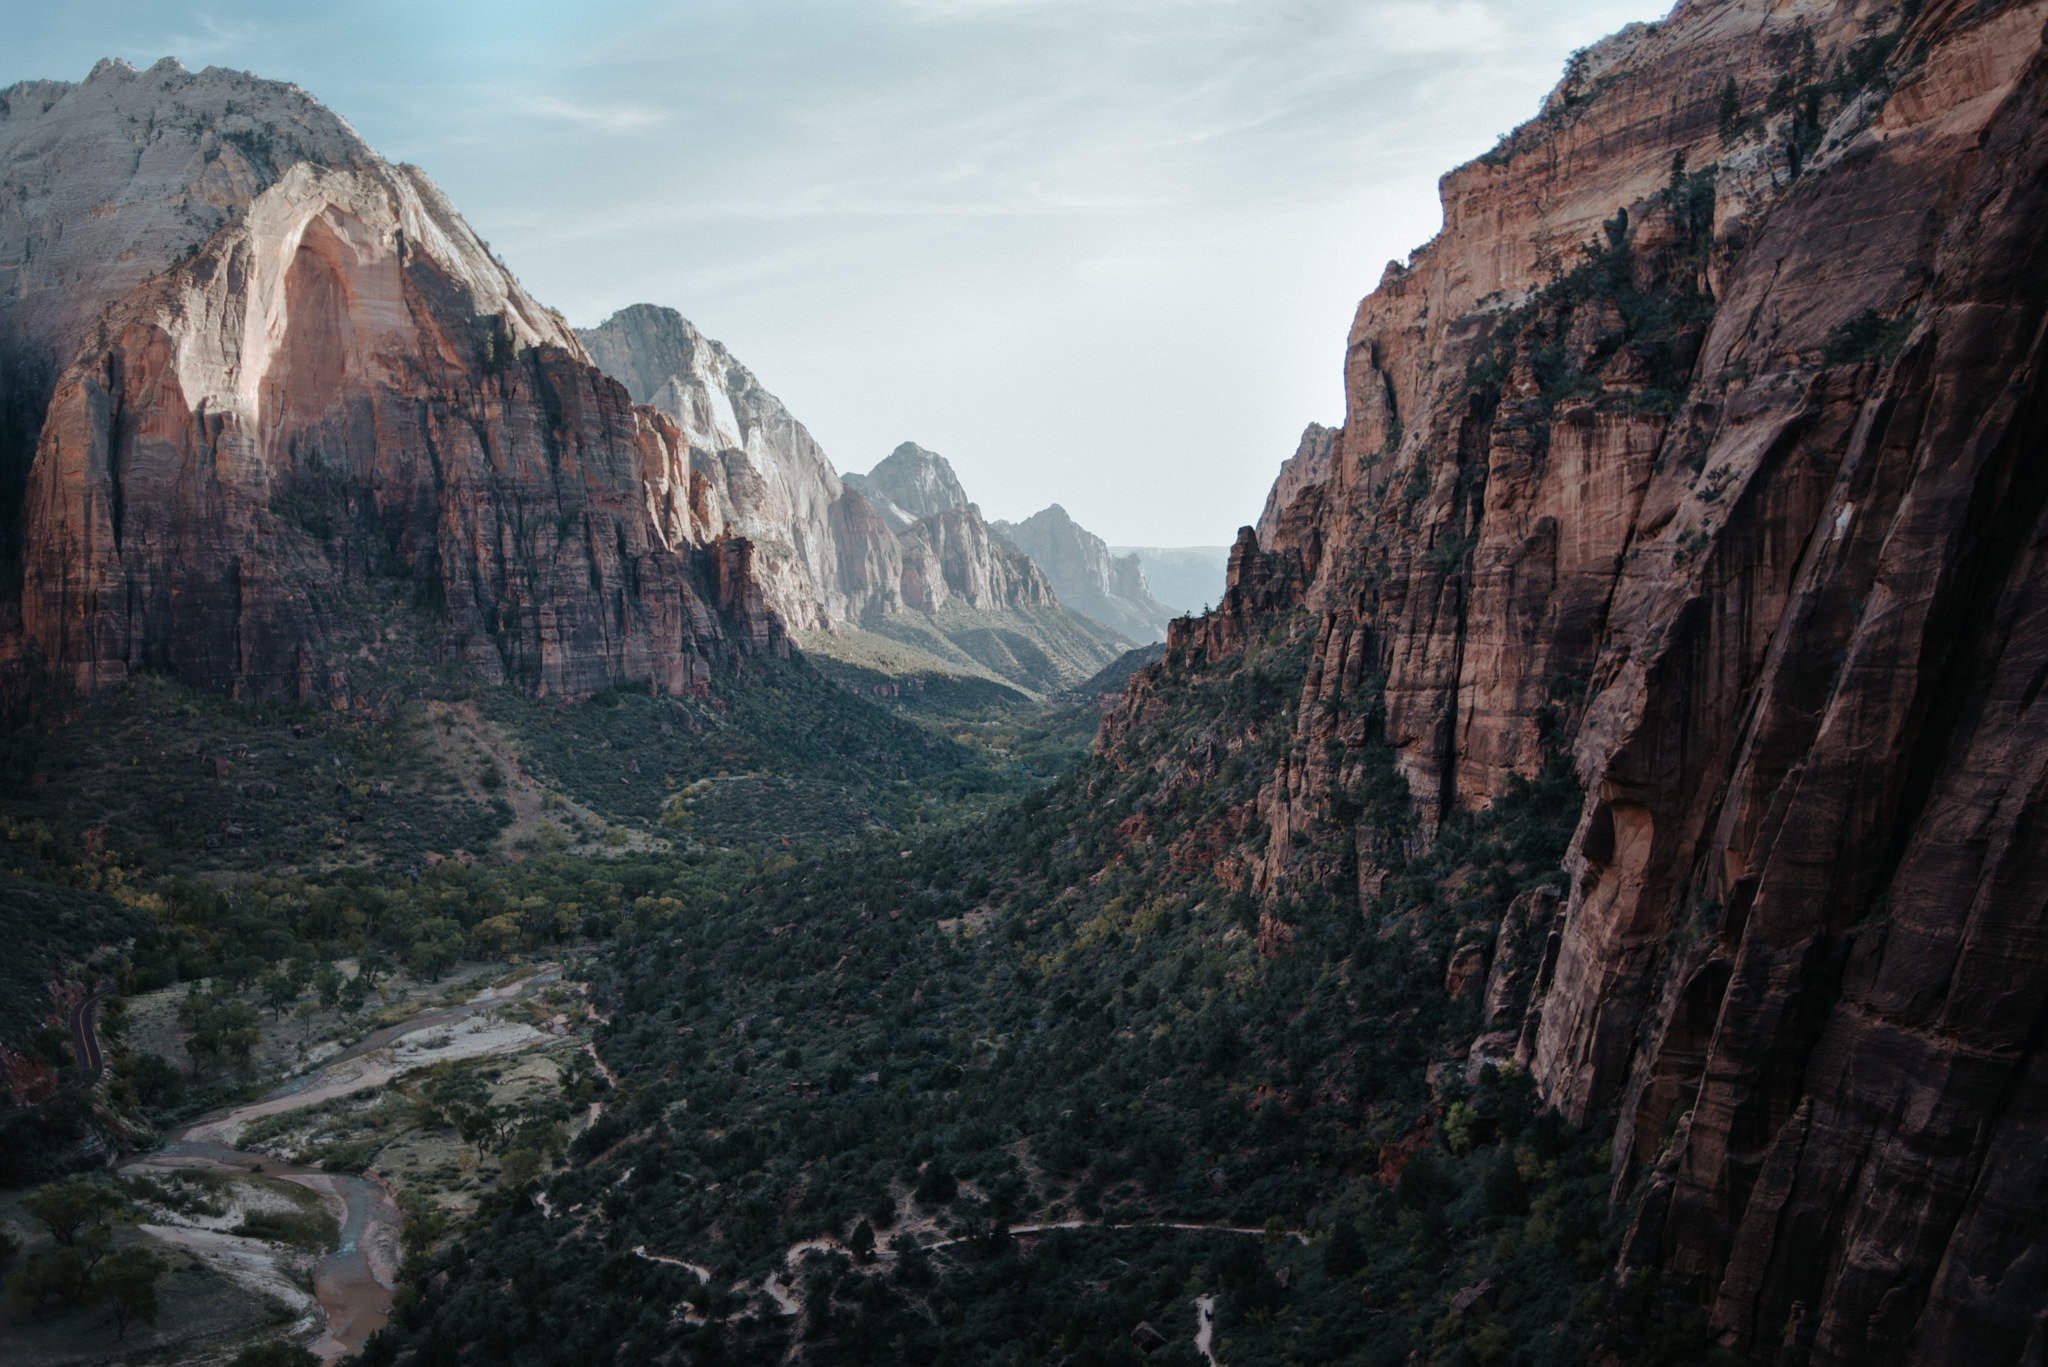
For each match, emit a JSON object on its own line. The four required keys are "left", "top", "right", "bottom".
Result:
{"left": 477, "top": 654, "right": 1040, "bottom": 847}
{"left": 5, "top": 1178, "right": 164, "bottom": 1334}
{"left": 0, "top": 651, "right": 1093, "bottom": 1183}
{"left": 355, "top": 616, "right": 1705, "bottom": 1367}
{"left": 0, "top": 874, "right": 145, "bottom": 1045}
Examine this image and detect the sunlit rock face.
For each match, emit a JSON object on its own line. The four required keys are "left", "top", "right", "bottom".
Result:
{"left": 5, "top": 59, "right": 782, "bottom": 706}
{"left": 578, "top": 304, "right": 879, "bottom": 630}
{"left": 992, "top": 503, "right": 1172, "bottom": 643}
{"left": 1105, "top": 0, "right": 2048, "bottom": 1359}
{"left": 578, "top": 319, "right": 1064, "bottom": 625}
{"left": 842, "top": 441, "right": 973, "bottom": 531}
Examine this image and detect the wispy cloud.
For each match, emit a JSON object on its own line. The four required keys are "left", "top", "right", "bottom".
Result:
{"left": 523, "top": 94, "right": 666, "bottom": 132}
{"left": 157, "top": 12, "right": 264, "bottom": 62}
{"left": 0, "top": 0, "right": 1670, "bottom": 543}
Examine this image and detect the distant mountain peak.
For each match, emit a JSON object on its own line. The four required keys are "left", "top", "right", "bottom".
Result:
{"left": 992, "top": 505, "right": 1173, "bottom": 645}
{"left": 844, "top": 443, "right": 974, "bottom": 530}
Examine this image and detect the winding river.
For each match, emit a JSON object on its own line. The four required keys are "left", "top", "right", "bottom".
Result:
{"left": 120, "top": 966, "right": 564, "bottom": 1361}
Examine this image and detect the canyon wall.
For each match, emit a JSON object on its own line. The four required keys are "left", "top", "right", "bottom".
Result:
{"left": 1252, "top": 422, "right": 1334, "bottom": 549}
{"left": 1107, "top": 0, "right": 2048, "bottom": 1360}
{"left": 2, "top": 60, "right": 784, "bottom": 707}
{"left": 992, "top": 503, "right": 1173, "bottom": 643}
{"left": 0, "top": 65, "right": 1091, "bottom": 709}
{"left": 576, "top": 320, "right": 1072, "bottom": 629}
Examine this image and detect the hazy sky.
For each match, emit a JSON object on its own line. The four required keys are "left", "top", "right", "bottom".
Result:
{"left": 6, "top": 0, "right": 1663, "bottom": 545}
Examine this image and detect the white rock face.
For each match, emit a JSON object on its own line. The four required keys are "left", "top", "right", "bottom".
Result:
{"left": 579, "top": 305, "right": 875, "bottom": 628}
{"left": 0, "top": 58, "right": 380, "bottom": 389}
{"left": 843, "top": 442, "right": 973, "bottom": 530}
{"left": 7, "top": 60, "right": 756, "bottom": 704}
{"left": 991, "top": 503, "right": 1173, "bottom": 643}
{"left": 0, "top": 55, "right": 1109, "bottom": 692}
{"left": 580, "top": 308, "right": 1065, "bottom": 629}
{"left": 114, "top": 156, "right": 581, "bottom": 461}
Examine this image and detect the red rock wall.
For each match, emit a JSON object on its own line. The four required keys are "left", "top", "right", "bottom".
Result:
{"left": 1104, "top": 0, "right": 2048, "bottom": 1359}
{"left": 13, "top": 163, "right": 785, "bottom": 707}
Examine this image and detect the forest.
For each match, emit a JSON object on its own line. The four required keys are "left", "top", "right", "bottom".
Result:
{"left": 342, "top": 611, "right": 1704, "bottom": 1367}
{"left": 0, "top": 607, "right": 1693, "bottom": 1366}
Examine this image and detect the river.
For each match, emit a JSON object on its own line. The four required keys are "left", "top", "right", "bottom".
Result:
{"left": 120, "top": 965, "right": 564, "bottom": 1361}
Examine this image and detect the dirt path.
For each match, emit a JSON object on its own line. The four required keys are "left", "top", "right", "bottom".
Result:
{"left": 626, "top": 1217, "right": 1297, "bottom": 1332}
{"left": 1194, "top": 1293, "right": 1220, "bottom": 1367}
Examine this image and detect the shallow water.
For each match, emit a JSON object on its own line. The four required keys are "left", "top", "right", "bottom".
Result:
{"left": 127, "top": 965, "right": 562, "bottom": 1359}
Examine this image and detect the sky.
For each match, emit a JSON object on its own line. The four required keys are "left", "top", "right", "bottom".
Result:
{"left": 4, "top": 0, "right": 1665, "bottom": 546}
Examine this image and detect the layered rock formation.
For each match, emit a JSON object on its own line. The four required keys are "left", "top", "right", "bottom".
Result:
{"left": 0, "top": 64, "right": 1105, "bottom": 709}
{"left": 577, "top": 304, "right": 860, "bottom": 628}
{"left": 1106, "top": 0, "right": 2048, "bottom": 1360}
{"left": 991, "top": 503, "right": 1173, "bottom": 643}
{"left": 576, "top": 316, "right": 1077, "bottom": 630}
{"left": 2, "top": 59, "right": 784, "bottom": 705}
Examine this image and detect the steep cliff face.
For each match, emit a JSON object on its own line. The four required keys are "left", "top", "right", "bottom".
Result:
{"left": 575, "top": 321, "right": 1075, "bottom": 632}
{"left": 897, "top": 505, "right": 1057, "bottom": 614}
{"left": 992, "top": 503, "right": 1172, "bottom": 643}
{"left": 1106, "top": 1, "right": 2048, "bottom": 1360}
{"left": 4, "top": 62, "right": 785, "bottom": 706}
{"left": 1252, "top": 422, "right": 1334, "bottom": 548}
{"left": 578, "top": 305, "right": 868, "bottom": 630}
{"left": 0, "top": 58, "right": 380, "bottom": 610}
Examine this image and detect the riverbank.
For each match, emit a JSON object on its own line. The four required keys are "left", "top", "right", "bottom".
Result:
{"left": 107, "top": 961, "right": 581, "bottom": 1363}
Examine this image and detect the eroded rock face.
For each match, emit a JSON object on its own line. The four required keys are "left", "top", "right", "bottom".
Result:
{"left": 7, "top": 67, "right": 784, "bottom": 706}
{"left": 1104, "top": 1, "right": 2048, "bottom": 1360}
{"left": 578, "top": 304, "right": 883, "bottom": 629}
{"left": 1253, "top": 423, "right": 1334, "bottom": 549}
{"left": 992, "top": 503, "right": 1169, "bottom": 642}
{"left": 0, "top": 58, "right": 383, "bottom": 619}
{"left": 843, "top": 442, "right": 973, "bottom": 530}
{"left": 576, "top": 321, "right": 1068, "bottom": 628}
{"left": 898, "top": 506, "right": 1056, "bottom": 613}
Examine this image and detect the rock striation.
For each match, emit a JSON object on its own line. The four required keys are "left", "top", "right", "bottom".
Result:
{"left": 992, "top": 503, "right": 1174, "bottom": 643}
{"left": 0, "top": 65, "right": 1103, "bottom": 708}
{"left": 573, "top": 313, "right": 1122, "bottom": 690}
{"left": 2, "top": 59, "right": 785, "bottom": 706}
{"left": 577, "top": 304, "right": 862, "bottom": 629}
{"left": 1103, "top": 0, "right": 2048, "bottom": 1361}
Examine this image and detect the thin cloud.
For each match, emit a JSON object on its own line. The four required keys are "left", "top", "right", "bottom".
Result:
{"left": 157, "top": 13, "right": 264, "bottom": 62}
{"left": 523, "top": 94, "right": 666, "bottom": 132}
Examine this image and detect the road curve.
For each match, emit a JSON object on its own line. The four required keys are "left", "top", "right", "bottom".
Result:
{"left": 68, "top": 978, "right": 115, "bottom": 1083}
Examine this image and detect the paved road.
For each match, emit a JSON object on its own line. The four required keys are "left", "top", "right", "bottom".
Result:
{"left": 67, "top": 978, "right": 115, "bottom": 1083}
{"left": 0, "top": 978, "right": 115, "bottom": 1122}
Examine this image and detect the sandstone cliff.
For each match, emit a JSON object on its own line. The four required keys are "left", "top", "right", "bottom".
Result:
{"left": 992, "top": 503, "right": 1173, "bottom": 643}
{"left": 1103, "top": 0, "right": 2048, "bottom": 1360}
{"left": 576, "top": 320, "right": 1076, "bottom": 627}
{"left": 578, "top": 304, "right": 869, "bottom": 629}
{"left": 1252, "top": 422, "right": 1334, "bottom": 549}
{"left": 2, "top": 60, "right": 785, "bottom": 706}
